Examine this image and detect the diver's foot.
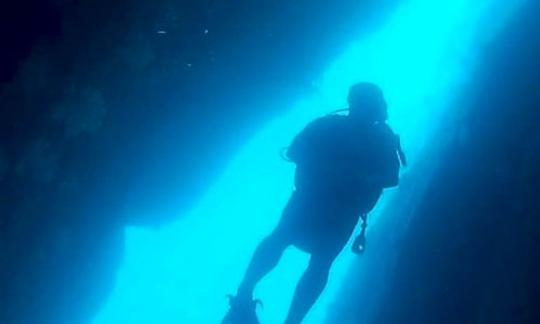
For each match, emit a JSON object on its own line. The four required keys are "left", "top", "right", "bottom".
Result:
{"left": 221, "top": 295, "right": 261, "bottom": 324}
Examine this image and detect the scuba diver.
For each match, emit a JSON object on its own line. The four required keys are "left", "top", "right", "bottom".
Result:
{"left": 222, "top": 82, "right": 406, "bottom": 324}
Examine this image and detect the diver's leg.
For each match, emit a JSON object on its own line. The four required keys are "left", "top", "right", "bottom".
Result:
{"left": 237, "top": 231, "right": 289, "bottom": 299}
{"left": 284, "top": 251, "right": 337, "bottom": 324}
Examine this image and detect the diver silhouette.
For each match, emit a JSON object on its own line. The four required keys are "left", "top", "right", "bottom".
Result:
{"left": 222, "top": 83, "right": 406, "bottom": 324}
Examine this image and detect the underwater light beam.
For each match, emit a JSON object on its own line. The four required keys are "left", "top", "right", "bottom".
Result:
{"left": 94, "top": 1, "right": 526, "bottom": 323}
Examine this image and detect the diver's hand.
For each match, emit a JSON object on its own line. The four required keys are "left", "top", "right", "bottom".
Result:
{"left": 352, "top": 233, "right": 366, "bottom": 255}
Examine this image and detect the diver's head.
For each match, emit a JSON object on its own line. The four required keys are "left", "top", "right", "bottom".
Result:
{"left": 347, "top": 82, "right": 388, "bottom": 124}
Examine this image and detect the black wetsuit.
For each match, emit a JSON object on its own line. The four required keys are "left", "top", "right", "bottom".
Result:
{"left": 277, "top": 115, "right": 400, "bottom": 256}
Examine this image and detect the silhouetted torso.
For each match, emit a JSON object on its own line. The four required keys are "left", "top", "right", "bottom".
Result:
{"left": 282, "top": 114, "right": 400, "bottom": 252}
{"left": 289, "top": 115, "right": 398, "bottom": 208}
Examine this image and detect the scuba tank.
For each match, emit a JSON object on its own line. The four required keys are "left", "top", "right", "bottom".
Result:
{"left": 280, "top": 107, "right": 406, "bottom": 255}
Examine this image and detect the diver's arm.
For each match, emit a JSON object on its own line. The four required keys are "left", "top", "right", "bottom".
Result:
{"left": 368, "top": 131, "right": 402, "bottom": 189}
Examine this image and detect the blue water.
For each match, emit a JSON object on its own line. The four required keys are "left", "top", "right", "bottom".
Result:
{"left": 94, "top": 1, "right": 525, "bottom": 323}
